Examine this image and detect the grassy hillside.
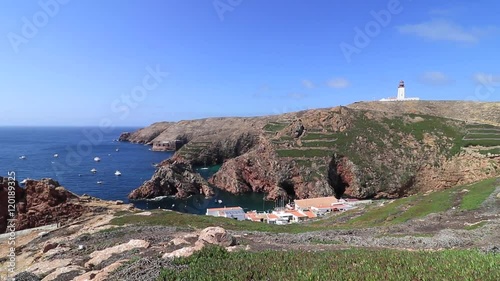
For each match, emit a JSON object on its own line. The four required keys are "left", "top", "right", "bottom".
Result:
{"left": 112, "top": 177, "right": 499, "bottom": 233}
{"left": 343, "top": 177, "right": 497, "bottom": 228}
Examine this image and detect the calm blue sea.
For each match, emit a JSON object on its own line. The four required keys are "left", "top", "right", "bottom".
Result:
{"left": 0, "top": 127, "right": 275, "bottom": 214}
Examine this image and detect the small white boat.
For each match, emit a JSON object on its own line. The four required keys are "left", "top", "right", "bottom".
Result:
{"left": 19, "top": 155, "right": 26, "bottom": 160}
{"left": 115, "top": 148, "right": 119, "bottom": 152}
{"left": 97, "top": 181, "right": 103, "bottom": 184}
{"left": 217, "top": 199, "right": 223, "bottom": 204}
{"left": 94, "top": 157, "right": 101, "bottom": 162}
{"left": 114, "top": 170, "right": 122, "bottom": 176}
{"left": 54, "top": 154, "right": 59, "bottom": 158}
{"left": 90, "top": 168, "right": 97, "bottom": 173}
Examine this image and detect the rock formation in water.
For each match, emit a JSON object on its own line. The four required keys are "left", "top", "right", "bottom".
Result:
{"left": 123, "top": 101, "right": 500, "bottom": 200}
{"left": 128, "top": 158, "right": 214, "bottom": 199}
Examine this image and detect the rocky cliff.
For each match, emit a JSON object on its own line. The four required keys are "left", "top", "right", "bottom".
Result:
{"left": 123, "top": 101, "right": 500, "bottom": 201}
{"left": 128, "top": 158, "right": 214, "bottom": 199}
{"left": 0, "top": 177, "right": 127, "bottom": 234}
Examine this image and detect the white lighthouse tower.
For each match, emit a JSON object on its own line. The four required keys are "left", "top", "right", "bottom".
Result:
{"left": 397, "top": 80, "right": 405, "bottom": 100}
{"left": 379, "top": 80, "right": 419, "bottom": 101}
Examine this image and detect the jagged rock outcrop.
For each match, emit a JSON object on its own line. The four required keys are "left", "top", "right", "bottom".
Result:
{"left": 128, "top": 158, "right": 214, "bottom": 199}
{"left": 118, "top": 132, "right": 131, "bottom": 141}
{"left": 0, "top": 178, "right": 88, "bottom": 234}
{"left": 124, "top": 101, "right": 500, "bottom": 200}
{"left": 18, "top": 179, "right": 87, "bottom": 232}
{"left": 0, "top": 176, "right": 24, "bottom": 233}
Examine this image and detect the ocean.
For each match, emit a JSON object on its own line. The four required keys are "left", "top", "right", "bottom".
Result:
{"left": 0, "top": 127, "right": 275, "bottom": 214}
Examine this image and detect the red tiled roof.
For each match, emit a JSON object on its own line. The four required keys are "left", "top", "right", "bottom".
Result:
{"left": 267, "top": 214, "right": 279, "bottom": 220}
{"left": 294, "top": 196, "right": 338, "bottom": 209}
{"left": 303, "top": 210, "right": 317, "bottom": 218}
{"left": 245, "top": 212, "right": 262, "bottom": 222}
{"left": 207, "top": 206, "right": 243, "bottom": 211}
{"left": 287, "top": 210, "right": 308, "bottom": 218}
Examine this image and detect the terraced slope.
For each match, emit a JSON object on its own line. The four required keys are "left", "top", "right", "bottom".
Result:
{"left": 460, "top": 123, "right": 500, "bottom": 156}
{"left": 123, "top": 101, "right": 500, "bottom": 200}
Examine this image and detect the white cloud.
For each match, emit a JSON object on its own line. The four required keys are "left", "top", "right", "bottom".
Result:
{"left": 472, "top": 73, "right": 500, "bottom": 85}
{"left": 396, "top": 19, "right": 496, "bottom": 43}
{"left": 302, "top": 79, "right": 314, "bottom": 89}
{"left": 428, "top": 8, "right": 452, "bottom": 16}
{"left": 419, "top": 71, "right": 453, "bottom": 85}
{"left": 252, "top": 84, "right": 271, "bottom": 98}
{"left": 286, "top": 93, "right": 307, "bottom": 99}
{"left": 428, "top": 7, "right": 465, "bottom": 17}
{"left": 327, "top": 77, "right": 350, "bottom": 89}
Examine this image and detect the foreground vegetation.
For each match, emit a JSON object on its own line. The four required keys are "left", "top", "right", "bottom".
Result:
{"left": 158, "top": 246, "right": 500, "bottom": 281}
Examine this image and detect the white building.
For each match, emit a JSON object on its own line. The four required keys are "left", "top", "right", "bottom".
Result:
{"left": 380, "top": 80, "right": 420, "bottom": 101}
{"left": 206, "top": 206, "right": 246, "bottom": 221}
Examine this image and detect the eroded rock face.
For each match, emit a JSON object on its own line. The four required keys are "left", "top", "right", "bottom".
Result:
{"left": 208, "top": 139, "right": 289, "bottom": 200}
{"left": 16, "top": 179, "right": 87, "bottom": 232}
{"left": 0, "top": 176, "right": 24, "bottom": 233}
{"left": 0, "top": 178, "right": 88, "bottom": 234}
{"left": 128, "top": 158, "right": 214, "bottom": 200}
{"left": 328, "top": 155, "right": 355, "bottom": 199}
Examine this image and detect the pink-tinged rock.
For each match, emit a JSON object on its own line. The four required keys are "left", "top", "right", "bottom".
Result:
{"left": 85, "top": 240, "right": 149, "bottom": 268}
{"left": 198, "top": 227, "right": 235, "bottom": 247}
{"left": 74, "top": 260, "right": 127, "bottom": 281}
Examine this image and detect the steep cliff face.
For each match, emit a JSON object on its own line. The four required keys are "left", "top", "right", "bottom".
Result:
{"left": 208, "top": 137, "right": 318, "bottom": 200}
{"left": 125, "top": 101, "right": 500, "bottom": 200}
{"left": 0, "top": 178, "right": 88, "bottom": 233}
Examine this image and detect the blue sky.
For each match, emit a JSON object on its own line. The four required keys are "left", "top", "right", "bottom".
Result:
{"left": 0, "top": 0, "right": 499, "bottom": 126}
